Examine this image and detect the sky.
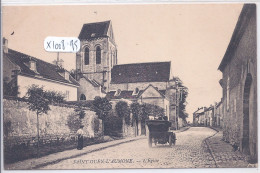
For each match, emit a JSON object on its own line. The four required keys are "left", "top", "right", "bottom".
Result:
{"left": 2, "top": 4, "right": 243, "bottom": 122}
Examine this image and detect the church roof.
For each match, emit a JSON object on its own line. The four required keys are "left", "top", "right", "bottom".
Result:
{"left": 81, "top": 76, "right": 101, "bottom": 87}
{"left": 78, "top": 20, "right": 111, "bottom": 40}
{"left": 111, "top": 62, "right": 171, "bottom": 84}
{"left": 5, "top": 49, "right": 79, "bottom": 86}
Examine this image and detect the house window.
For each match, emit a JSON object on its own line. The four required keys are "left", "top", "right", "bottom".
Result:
{"left": 84, "top": 47, "right": 89, "bottom": 65}
{"left": 30, "top": 61, "right": 36, "bottom": 71}
{"left": 114, "top": 89, "right": 121, "bottom": 96}
{"left": 80, "top": 94, "right": 86, "bottom": 100}
{"left": 132, "top": 87, "right": 139, "bottom": 95}
{"left": 66, "top": 90, "right": 70, "bottom": 100}
{"left": 96, "top": 46, "right": 101, "bottom": 64}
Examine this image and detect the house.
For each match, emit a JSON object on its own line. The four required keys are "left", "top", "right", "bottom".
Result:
{"left": 193, "top": 107, "right": 204, "bottom": 126}
{"left": 107, "top": 84, "right": 170, "bottom": 118}
{"left": 3, "top": 38, "right": 79, "bottom": 101}
{"left": 218, "top": 4, "right": 257, "bottom": 161}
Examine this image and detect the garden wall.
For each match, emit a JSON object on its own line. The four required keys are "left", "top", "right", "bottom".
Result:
{"left": 3, "top": 98, "right": 102, "bottom": 164}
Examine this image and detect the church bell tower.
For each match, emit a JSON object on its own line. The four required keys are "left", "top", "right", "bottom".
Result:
{"left": 76, "top": 20, "right": 117, "bottom": 92}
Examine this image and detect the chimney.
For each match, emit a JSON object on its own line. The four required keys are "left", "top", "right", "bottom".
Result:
{"left": 3, "top": 37, "right": 8, "bottom": 53}
{"left": 58, "top": 59, "right": 64, "bottom": 68}
{"left": 58, "top": 69, "right": 70, "bottom": 81}
{"left": 28, "top": 57, "right": 37, "bottom": 72}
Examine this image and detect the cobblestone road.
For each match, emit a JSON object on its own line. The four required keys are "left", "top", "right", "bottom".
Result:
{"left": 42, "top": 127, "right": 217, "bottom": 169}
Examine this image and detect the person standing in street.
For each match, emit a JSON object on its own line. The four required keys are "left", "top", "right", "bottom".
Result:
{"left": 77, "top": 125, "right": 84, "bottom": 150}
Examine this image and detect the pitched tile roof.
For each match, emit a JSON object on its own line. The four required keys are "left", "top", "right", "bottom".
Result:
{"left": 78, "top": 21, "right": 111, "bottom": 40}
{"left": 82, "top": 76, "right": 101, "bottom": 87}
{"left": 106, "top": 86, "right": 166, "bottom": 100}
{"left": 111, "top": 62, "right": 171, "bottom": 84}
{"left": 5, "top": 49, "right": 79, "bottom": 86}
{"left": 106, "top": 90, "right": 140, "bottom": 100}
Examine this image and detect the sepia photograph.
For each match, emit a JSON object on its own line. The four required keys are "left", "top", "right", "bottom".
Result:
{"left": 1, "top": 2, "right": 258, "bottom": 170}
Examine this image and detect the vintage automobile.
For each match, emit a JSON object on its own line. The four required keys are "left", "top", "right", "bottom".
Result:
{"left": 146, "top": 120, "right": 176, "bottom": 147}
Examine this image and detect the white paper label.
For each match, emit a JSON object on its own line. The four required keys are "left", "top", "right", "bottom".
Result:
{"left": 44, "top": 37, "right": 80, "bottom": 53}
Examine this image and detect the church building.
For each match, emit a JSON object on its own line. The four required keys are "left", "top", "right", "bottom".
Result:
{"left": 76, "top": 20, "right": 178, "bottom": 125}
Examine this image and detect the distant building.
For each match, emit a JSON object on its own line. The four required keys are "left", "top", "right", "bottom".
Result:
{"left": 3, "top": 38, "right": 79, "bottom": 101}
{"left": 204, "top": 106, "right": 214, "bottom": 127}
{"left": 218, "top": 4, "right": 257, "bottom": 161}
{"left": 193, "top": 107, "right": 205, "bottom": 126}
{"left": 214, "top": 101, "right": 223, "bottom": 128}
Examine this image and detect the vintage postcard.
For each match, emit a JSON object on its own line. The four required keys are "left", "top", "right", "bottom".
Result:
{"left": 1, "top": 2, "right": 258, "bottom": 171}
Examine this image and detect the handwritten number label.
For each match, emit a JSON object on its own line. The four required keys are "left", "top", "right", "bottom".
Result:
{"left": 44, "top": 37, "right": 80, "bottom": 53}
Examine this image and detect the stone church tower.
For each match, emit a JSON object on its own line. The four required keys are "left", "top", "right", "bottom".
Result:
{"left": 76, "top": 20, "right": 117, "bottom": 92}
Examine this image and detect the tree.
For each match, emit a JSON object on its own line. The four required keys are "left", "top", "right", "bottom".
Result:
{"left": 24, "top": 85, "right": 65, "bottom": 157}
{"left": 74, "top": 103, "right": 87, "bottom": 119}
{"left": 172, "top": 76, "right": 189, "bottom": 121}
{"left": 91, "top": 96, "right": 112, "bottom": 134}
{"left": 25, "top": 85, "right": 50, "bottom": 158}
{"left": 44, "top": 90, "right": 65, "bottom": 104}
{"left": 3, "top": 77, "right": 19, "bottom": 97}
{"left": 115, "top": 101, "right": 131, "bottom": 125}
{"left": 130, "top": 102, "right": 141, "bottom": 121}
{"left": 140, "top": 103, "right": 165, "bottom": 120}
{"left": 130, "top": 102, "right": 142, "bottom": 135}
{"left": 67, "top": 101, "right": 90, "bottom": 134}
{"left": 115, "top": 101, "right": 131, "bottom": 136}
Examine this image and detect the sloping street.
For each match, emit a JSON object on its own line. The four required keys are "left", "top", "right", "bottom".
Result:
{"left": 42, "top": 127, "right": 218, "bottom": 169}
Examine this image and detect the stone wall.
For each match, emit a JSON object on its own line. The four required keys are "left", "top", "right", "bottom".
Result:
{"left": 220, "top": 5, "right": 257, "bottom": 160}
{"left": 3, "top": 98, "right": 102, "bottom": 163}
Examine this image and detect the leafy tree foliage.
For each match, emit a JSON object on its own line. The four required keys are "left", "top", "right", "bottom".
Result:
{"left": 140, "top": 103, "right": 165, "bottom": 120}
{"left": 115, "top": 101, "right": 131, "bottom": 125}
{"left": 74, "top": 106, "right": 86, "bottom": 119}
{"left": 130, "top": 102, "right": 141, "bottom": 126}
{"left": 25, "top": 85, "right": 51, "bottom": 115}
{"left": 3, "top": 77, "right": 19, "bottom": 97}
{"left": 130, "top": 102, "right": 141, "bottom": 119}
{"left": 44, "top": 90, "right": 65, "bottom": 104}
{"left": 91, "top": 96, "right": 112, "bottom": 135}
{"left": 91, "top": 96, "right": 112, "bottom": 120}
{"left": 67, "top": 113, "right": 82, "bottom": 133}
{"left": 73, "top": 101, "right": 91, "bottom": 120}
{"left": 172, "top": 76, "right": 189, "bottom": 121}
{"left": 24, "top": 84, "right": 65, "bottom": 157}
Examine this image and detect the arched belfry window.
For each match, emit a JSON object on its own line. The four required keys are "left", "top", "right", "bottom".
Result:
{"left": 96, "top": 46, "right": 101, "bottom": 64}
{"left": 84, "top": 47, "right": 89, "bottom": 65}
{"left": 80, "top": 94, "right": 86, "bottom": 100}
